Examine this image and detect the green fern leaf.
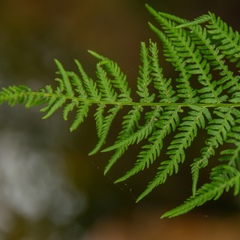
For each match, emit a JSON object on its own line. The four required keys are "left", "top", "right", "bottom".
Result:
{"left": 74, "top": 59, "right": 101, "bottom": 101}
{"left": 137, "top": 42, "right": 155, "bottom": 103}
{"left": 54, "top": 60, "right": 74, "bottom": 97}
{"left": 2, "top": 5, "right": 240, "bottom": 218}
{"left": 89, "top": 105, "right": 120, "bottom": 155}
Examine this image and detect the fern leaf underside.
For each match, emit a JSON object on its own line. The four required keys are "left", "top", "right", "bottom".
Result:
{"left": 1, "top": 5, "right": 240, "bottom": 218}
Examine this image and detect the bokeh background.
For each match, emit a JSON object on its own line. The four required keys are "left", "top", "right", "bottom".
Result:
{"left": 1, "top": 0, "right": 240, "bottom": 239}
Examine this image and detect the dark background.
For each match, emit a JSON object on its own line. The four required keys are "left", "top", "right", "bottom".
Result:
{"left": 0, "top": 1, "right": 240, "bottom": 239}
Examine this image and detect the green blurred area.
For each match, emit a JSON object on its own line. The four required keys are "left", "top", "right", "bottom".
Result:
{"left": 0, "top": 1, "right": 240, "bottom": 239}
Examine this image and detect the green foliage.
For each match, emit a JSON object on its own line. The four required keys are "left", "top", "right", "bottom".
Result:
{"left": 1, "top": 4, "right": 240, "bottom": 218}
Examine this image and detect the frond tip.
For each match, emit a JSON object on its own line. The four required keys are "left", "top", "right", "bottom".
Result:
{"left": 1, "top": 5, "right": 240, "bottom": 218}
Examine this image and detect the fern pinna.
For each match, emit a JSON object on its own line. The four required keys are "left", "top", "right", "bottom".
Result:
{"left": 1, "top": 5, "right": 240, "bottom": 218}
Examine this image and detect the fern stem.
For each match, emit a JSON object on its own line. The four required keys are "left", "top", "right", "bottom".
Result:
{"left": 3, "top": 89, "right": 240, "bottom": 109}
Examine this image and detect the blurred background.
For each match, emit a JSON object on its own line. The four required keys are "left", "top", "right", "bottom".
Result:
{"left": 1, "top": 0, "right": 240, "bottom": 239}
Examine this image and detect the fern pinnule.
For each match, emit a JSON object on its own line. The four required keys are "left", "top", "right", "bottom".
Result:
{"left": 74, "top": 59, "right": 101, "bottom": 101}
{"left": 95, "top": 63, "right": 118, "bottom": 102}
{"left": 230, "top": 91, "right": 240, "bottom": 103}
{"left": 24, "top": 89, "right": 46, "bottom": 108}
{"left": 191, "top": 107, "right": 239, "bottom": 194}
{"left": 206, "top": 107, "right": 237, "bottom": 146}
{"left": 220, "top": 118, "right": 240, "bottom": 167}
{"left": 104, "top": 106, "right": 142, "bottom": 174}
{"left": 41, "top": 95, "right": 66, "bottom": 120}
{"left": 62, "top": 99, "right": 77, "bottom": 121}
{"left": 68, "top": 72, "right": 88, "bottom": 100}
{"left": 54, "top": 60, "right": 74, "bottom": 97}
{"left": 207, "top": 13, "right": 240, "bottom": 65}
{"left": 105, "top": 105, "right": 162, "bottom": 176}
{"left": 89, "top": 51, "right": 131, "bottom": 102}
{"left": 149, "top": 41, "right": 177, "bottom": 103}
{"left": 62, "top": 72, "right": 87, "bottom": 121}
{"left": 137, "top": 42, "right": 155, "bottom": 103}
{"left": 89, "top": 105, "right": 120, "bottom": 155}
{"left": 145, "top": 4, "right": 186, "bottom": 28}
{"left": 102, "top": 107, "right": 159, "bottom": 153}
{"left": 70, "top": 103, "right": 91, "bottom": 132}
{"left": 175, "top": 14, "right": 211, "bottom": 28}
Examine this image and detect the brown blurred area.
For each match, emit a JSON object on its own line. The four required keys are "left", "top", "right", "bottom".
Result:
{"left": 82, "top": 207, "right": 240, "bottom": 240}
{"left": 0, "top": 0, "right": 240, "bottom": 239}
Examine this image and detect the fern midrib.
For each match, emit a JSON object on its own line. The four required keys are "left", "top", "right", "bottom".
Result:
{"left": 3, "top": 90, "right": 240, "bottom": 108}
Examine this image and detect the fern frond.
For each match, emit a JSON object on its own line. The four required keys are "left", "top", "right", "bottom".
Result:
{"left": 2, "top": 5, "right": 240, "bottom": 218}
{"left": 90, "top": 105, "right": 120, "bottom": 155}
